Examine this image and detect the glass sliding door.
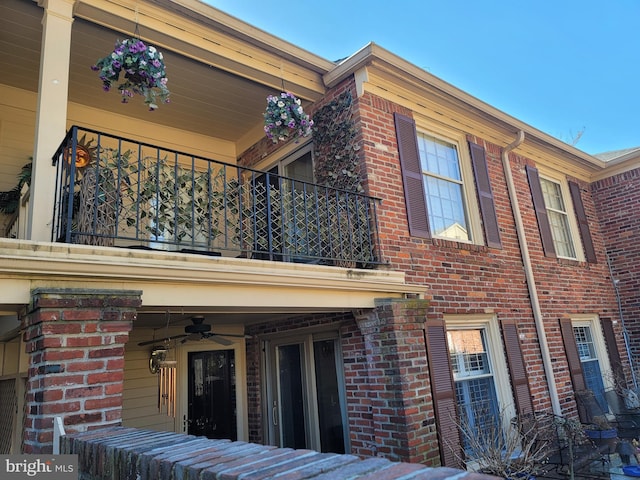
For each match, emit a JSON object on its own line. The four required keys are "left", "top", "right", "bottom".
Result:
{"left": 277, "top": 343, "right": 307, "bottom": 449}
{"left": 267, "top": 334, "right": 347, "bottom": 453}
{"left": 313, "top": 339, "right": 345, "bottom": 453}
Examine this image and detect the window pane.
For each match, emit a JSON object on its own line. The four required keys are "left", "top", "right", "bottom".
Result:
{"left": 573, "top": 325, "right": 607, "bottom": 411}
{"left": 283, "top": 151, "right": 313, "bottom": 183}
{"left": 313, "top": 339, "right": 346, "bottom": 454}
{"left": 540, "top": 178, "right": 565, "bottom": 211}
{"left": 419, "top": 133, "right": 469, "bottom": 242}
{"left": 277, "top": 344, "right": 307, "bottom": 449}
{"left": 573, "top": 326, "right": 596, "bottom": 360}
{"left": 548, "top": 211, "right": 576, "bottom": 258}
{"left": 455, "top": 377, "right": 500, "bottom": 423}
{"left": 418, "top": 135, "right": 461, "bottom": 180}
{"left": 540, "top": 177, "right": 576, "bottom": 258}
{"left": 448, "top": 330, "right": 492, "bottom": 378}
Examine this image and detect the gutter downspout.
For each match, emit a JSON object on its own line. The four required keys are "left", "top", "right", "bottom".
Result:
{"left": 501, "top": 131, "right": 562, "bottom": 416}
{"left": 607, "top": 255, "right": 638, "bottom": 389}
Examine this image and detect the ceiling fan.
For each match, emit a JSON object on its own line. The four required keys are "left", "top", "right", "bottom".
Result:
{"left": 138, "top": 316, "right": 247, "bottom": 347}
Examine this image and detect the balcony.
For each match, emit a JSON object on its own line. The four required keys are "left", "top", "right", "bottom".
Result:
{"left": 50, "top": 127, "right": 383, "bottom": 268}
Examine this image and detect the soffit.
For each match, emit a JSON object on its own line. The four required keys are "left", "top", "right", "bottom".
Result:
{"left": 73, "top": 0, "right": 328, "bottom": 99}
{"left": 0, "top": 0, "right": 325, "bottom": 143}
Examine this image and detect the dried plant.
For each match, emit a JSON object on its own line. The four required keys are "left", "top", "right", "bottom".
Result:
{"left": 454, "top": 410, "right": 551, "bottom": 478}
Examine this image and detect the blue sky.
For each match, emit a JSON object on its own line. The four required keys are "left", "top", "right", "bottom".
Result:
{"left": 208, "top": 1, "right": 639, "bottom": 156}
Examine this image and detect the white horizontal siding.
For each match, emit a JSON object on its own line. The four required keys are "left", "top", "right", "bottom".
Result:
{"left": 122, "top": 328, "right": 180, "bottom": 433}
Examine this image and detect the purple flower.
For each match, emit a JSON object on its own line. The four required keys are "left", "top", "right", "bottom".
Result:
{"left": 152, "top": 59, "right": 161, "bottom": 68}
{"left": 131, "top": 40, "right": 146, "bottom": 53}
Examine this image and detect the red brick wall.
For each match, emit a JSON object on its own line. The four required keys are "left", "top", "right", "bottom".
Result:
{"left": 245, "top": 303, "right": 440, "bottom": 466}
{"left": 353, "top": 300, "right": 439, "bottom": 465}
{"left": 355, "top": 88, "right": 624, "bottom": 414}
{"left": 21, "top": 289, "right": 140, "bottom": 453}
{"left": 237, "top": 78, "right": 627, "bottom": 462}
{"left": 591, "top": 167, "right": 640, "bottom": 380}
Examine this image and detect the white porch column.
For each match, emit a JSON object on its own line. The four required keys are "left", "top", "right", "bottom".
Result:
{"left": 28, "top": 0, "right": 75, "bottom": 241}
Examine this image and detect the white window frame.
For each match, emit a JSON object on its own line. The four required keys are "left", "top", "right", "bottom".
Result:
{"left": 538, "top": 168, "right": 584, "bottom": 261}
{"left": 571, "top": 314, "right": 614, "bottom": 392}
{"left": 253, "top": 140, "right": 314, "bottom": 180}
{"left": 415, "top": 125, "right": 483, "bottom": 245}
{"left": 444, "top": 314, "right": 515, "bottom": 424}
{"left": 279, "top": 143, "right": 314, "bottom": 182}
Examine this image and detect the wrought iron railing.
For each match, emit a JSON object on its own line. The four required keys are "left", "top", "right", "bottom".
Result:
{"left": 51, "top": 126, "right": 383, "bottom": 267}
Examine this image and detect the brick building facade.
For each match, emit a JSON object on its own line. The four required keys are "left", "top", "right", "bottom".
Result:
{"left": 0, "top": 0, "right": 638, "bottom": 473}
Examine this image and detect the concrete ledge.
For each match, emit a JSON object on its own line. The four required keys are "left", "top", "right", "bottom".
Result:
{"left": 61, "top": 427, "right": 493, "bottom": 480}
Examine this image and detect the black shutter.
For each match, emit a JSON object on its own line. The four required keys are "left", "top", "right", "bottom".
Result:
{"left": 424, "top": 319, "right": 462, "bottom": 468}
{"left": 469, "top": 142, "right": 502, "bottom": 249}
{"left": 601, "top": 318, "right": 625, "bottom": 388}
{"left": 394, "top": 113, "right": 430, "bottom": 238}
{"left": 500, "top": 319, "right": 533, "bottom": 416}
{"left": 526, "top": 165, "right": 557, "bottom": 258}
{"left": 559, "top": 318, "right": 588, "bottom": 421}
{"left": 568, "top": 181, "right": 597, "bottom": 263}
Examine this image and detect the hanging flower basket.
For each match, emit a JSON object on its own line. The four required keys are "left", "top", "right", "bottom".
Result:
{"left": 92, "top": 38, "right": 170, "bottom": 111}
{"left": 264, "top": 92, "right": 313, "bottom": 143}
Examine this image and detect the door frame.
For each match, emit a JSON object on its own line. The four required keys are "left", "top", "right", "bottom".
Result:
{"left": 178, "top": 333, "right": 248, "bottom": 441}
{"left": 263, "top": 329, "right": 349, "bottom": 452}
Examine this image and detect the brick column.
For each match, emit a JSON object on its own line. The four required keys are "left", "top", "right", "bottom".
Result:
{"left": 21, "top": 288, "right": 141, "bottom": 453}
{"left": 353, "top": 298, "right": 439, "bottom": 465}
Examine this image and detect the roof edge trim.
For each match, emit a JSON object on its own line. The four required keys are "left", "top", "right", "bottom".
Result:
{"left": 325, "top": 42, "right": 605, "bottom": 169}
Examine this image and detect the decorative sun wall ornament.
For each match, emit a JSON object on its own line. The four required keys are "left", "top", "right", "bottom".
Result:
{"left": 92, "top": 38, "right": 170, "bottom": 110}
{"left": 263, "top": 92, "right": 313, "bottom": 143}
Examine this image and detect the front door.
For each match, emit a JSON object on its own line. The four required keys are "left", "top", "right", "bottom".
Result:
{"left": 187, "top": 349, "right": 236, "bottom": 440}
{"left": 268, "top": 334, "right": 347, "bottom": 453}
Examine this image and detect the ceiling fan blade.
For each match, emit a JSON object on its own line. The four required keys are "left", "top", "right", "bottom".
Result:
{"left": 210, "top": 332, "right": 250, "bottom": 338}
{"left": 180, "top": 333, "right": 200, "bottom": 344}
{"left": 138, "top": 334, "right": 188, "bottom": 346}
{"left": 203, "top": 333, "right": 234, "bottom": 346}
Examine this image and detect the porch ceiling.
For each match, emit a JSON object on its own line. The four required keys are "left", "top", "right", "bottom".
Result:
{"left": 0, "top": 0, "right": 281, "bottom": 141}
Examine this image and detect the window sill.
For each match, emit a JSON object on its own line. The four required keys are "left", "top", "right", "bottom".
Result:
{"left": 430, "top": 237, "right": 489, "bottom": 253}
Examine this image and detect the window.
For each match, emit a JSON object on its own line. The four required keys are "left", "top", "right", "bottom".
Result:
{"left": 444, "top": 316, "right": 515, "bottom": 454}
{"left": 448, "top": 328, "right": 501, "bottom": 449}
{"left": 540, "top": 176, "right": 576, "bottom": 258}
{"left": 572, "top": 318, "right": 612, "bottom": 411}
{"left": 425, "top": 316, "right": 522, "bottom": 466}
{"left": 526, "top": 166, "right": 595, "bottom": 261}
{"left": 417, "top": 133, "right": 470, "bottom": 242}
{"left": 394, "top": 114, "right": 496, "bottom": 246}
